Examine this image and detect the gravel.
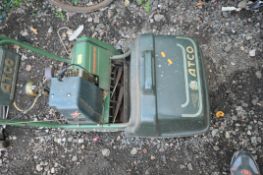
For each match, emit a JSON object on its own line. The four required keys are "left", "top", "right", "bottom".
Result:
{"left": 249, "top": 49, "right": 256, "bottom": 57}
{"left": 187, "top": 163, "right": 193, "bottom": 171}
{"left": 36, "top": 164, "right": 43, "bottom": 172}
{"left": 71, "top": 155, "right": 78, "bottom": 161}
{"left": 101, "top": 148, "right": 110, "bottom": 157}
{"left": 255, "top": 71, "right": 262, "bottom": 79}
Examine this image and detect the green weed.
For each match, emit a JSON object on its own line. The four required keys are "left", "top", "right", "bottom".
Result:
{"left": 55, "top": 10, "right": 66, "bottom": 21}
{"left": 136, "top": 0, "right": 151, "bottom": 13}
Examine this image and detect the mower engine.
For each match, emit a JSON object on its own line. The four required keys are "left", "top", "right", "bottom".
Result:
{"left": 49, "top": 37, "right": 124, "bottom": 124}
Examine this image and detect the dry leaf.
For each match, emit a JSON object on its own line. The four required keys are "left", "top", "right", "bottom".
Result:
{"left": 30, "top": 26, "right": 38, "bottom": 35}
{"left": 195, "top": 0, "right": 205, "bottom": 9}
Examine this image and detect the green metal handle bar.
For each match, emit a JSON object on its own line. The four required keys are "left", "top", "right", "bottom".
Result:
{"left": 0, "top": 119, "right": 128, "bottom": 131}
{"left": 0, "top": 35, "right": 71, "bottom": 64}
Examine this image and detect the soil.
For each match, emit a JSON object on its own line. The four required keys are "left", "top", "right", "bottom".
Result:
{"left": 0, "top": 0, "right": 262, "bottom": 174}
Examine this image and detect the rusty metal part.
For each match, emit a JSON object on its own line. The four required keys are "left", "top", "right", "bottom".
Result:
{"left": 111, "top": 67, "right": 123, "bottom": 99}
{"left": 113, "top": 86, "right": 124, "bottom": 123}
{"left": 109, "top": 60, "right": 129, "bottom": 123}
{"left": 49, "top": 0, "right": 114, "bottom": 13}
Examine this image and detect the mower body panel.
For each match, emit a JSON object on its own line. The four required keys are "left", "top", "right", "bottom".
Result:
{"left": 126, "top": 34, "right": 209, "bottom": 137}
{"left": 49, "top": 77, "right": 104, "bottom": 124}
{"left": 71, "top": 37, "right": 119, "bottom": 91}
{"left": 69, "top": 37, "right": 119, "bottom": 123}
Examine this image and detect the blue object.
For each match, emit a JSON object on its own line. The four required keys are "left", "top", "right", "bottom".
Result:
{"left": 49, "top": 77, "right": 104, "bottom": 124}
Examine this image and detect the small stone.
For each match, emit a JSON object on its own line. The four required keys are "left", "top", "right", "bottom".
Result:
{"left": 252, "top": 98, "right": 259, "bottom": 105}
{"left": 247, "top": 130, "right": 251, "bottom": 136}
{"left": 248, "top": 125, "right": 252, "bottom": 130}
{"left": 224, "top": 44, "right": 232, "bottom": 53}
{"left": 145, "top": 169, "right": 150, "bottom": 175}
{"left": 154, "top": 14, "right": 165, "bottom": 22}
{"left": 257, "top": 137, "right": 261, "bottom": 144}
{"left": 180, "top": 164, "right": 186, "bottom": 169}
{"left": 230, "top": 62, "right": 236, "bottom": 66}
{"left": 20, "top": 29, "right": 29, "bottom": 36}
{"left": 87, "top": 17, "right": 93, "bottom": 22}
{"left": 187, "top": 163, "right": 193, "bottom": 171}
{"left": 251, "top": 136, "right": 257, "bottom": 145}
{"left": 78, "top": 138, "right": 84, "bottom": 144}
{"left": 67, "top": 137, "right": 73, "bottom": 142}
{"left": 107, "top": 10, "right": 114, "bottom": 19}
{"left": 161, "top": 155, "right": 166, "bottom": 163}
{"left": 222, "top": 12, "right": 230, "bottom": 18}
{"left": 102, "top": 148, "right": 110, "bottom": 157}
{"left": 47, "top": 27, "right": 53, "bottom": 35}
{"left": 55, "top": 138, "right": 61, "bottom": 144}
{"left": 211, "top": 129, "right": 218, "bottom": 137}
{"left": 213, "top": 146, "right": 220, "bottom": 151}
{"left": 238, "top": 0, "right": 248, "bottom": 9}
{"left": 36, "top": 164, "right": 43, "bottom": 172}
{"left": 142, "top": 148, "right": 147, "bottom": 154}
{"left": 255, "top": 71, "right": 262, "bottom": 79}
{"left": 21, "top": 55, "right": 28, "bottom": 60}
{"left": 94, "top": 16, "right": 100, "bottom": 23}
{"left": 232, "top": 116, "right": 238, "bottom": 121}
{"left": 242, "top": 102, "right": 248, "bottom": 108}
{"left": 249, "top": 49, "right": 256, "bottom": 57}
{"left": 72, "top": 155, "right": 77, "bottom": 161}
{"left": 245, "top": 35, "right": 252, "bottom": 40}
{"left": 116, "top": 136, "right": 121, "bottom": 141}
{"left": 130, "top": 148, "right": 138, "bottom": 155}
{"left": 50, "top": 167, "right": 55, "bottom": 174}
{"left": 44, "top": 166, "right": 49, "bottom": 171}
{"left": 240, "top": 46, "right": 245, "bottom": 51}
{"left": 225, "top": 131, "right": 230, "bottom": 139}
{"left": 150, "top": 155, "right": 156, "bottom": 160}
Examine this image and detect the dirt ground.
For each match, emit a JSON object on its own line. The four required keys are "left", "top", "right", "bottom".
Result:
{"left": 0, "top": 0, "right": 263, "bottom": 174}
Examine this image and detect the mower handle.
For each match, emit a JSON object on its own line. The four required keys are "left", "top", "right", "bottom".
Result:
{"left": 0, "top": 35, "right": 71, "bottom": 64}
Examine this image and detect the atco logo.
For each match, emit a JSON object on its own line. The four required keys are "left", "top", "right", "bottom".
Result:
{"left": 186, "top": 46, "right": 196, "bottom": 78}
{"left": 1, "top": 58, "right": 15, "bottom": 93}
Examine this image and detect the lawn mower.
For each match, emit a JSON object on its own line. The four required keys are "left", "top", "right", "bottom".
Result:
{"left": 0, "top": 33, "right": 209, "bottom": 138}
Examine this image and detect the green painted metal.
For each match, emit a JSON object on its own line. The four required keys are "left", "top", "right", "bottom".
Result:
{"left": 0, "top": 35, "right": 119, "bottom": 131}
{"left": 0, "top": 119, "right": 128, "bottom": 131}
{"left": 71, "top": 37, "right": 119, "bottom": 124}
{"left": 0, "top": 35, "right": 70, "bottom": 64}
{"left": 0, "top": 35, "right": 118, "bottom": 128}
{"left": 71, "top": 37, "right": 119, "bottom": 90}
